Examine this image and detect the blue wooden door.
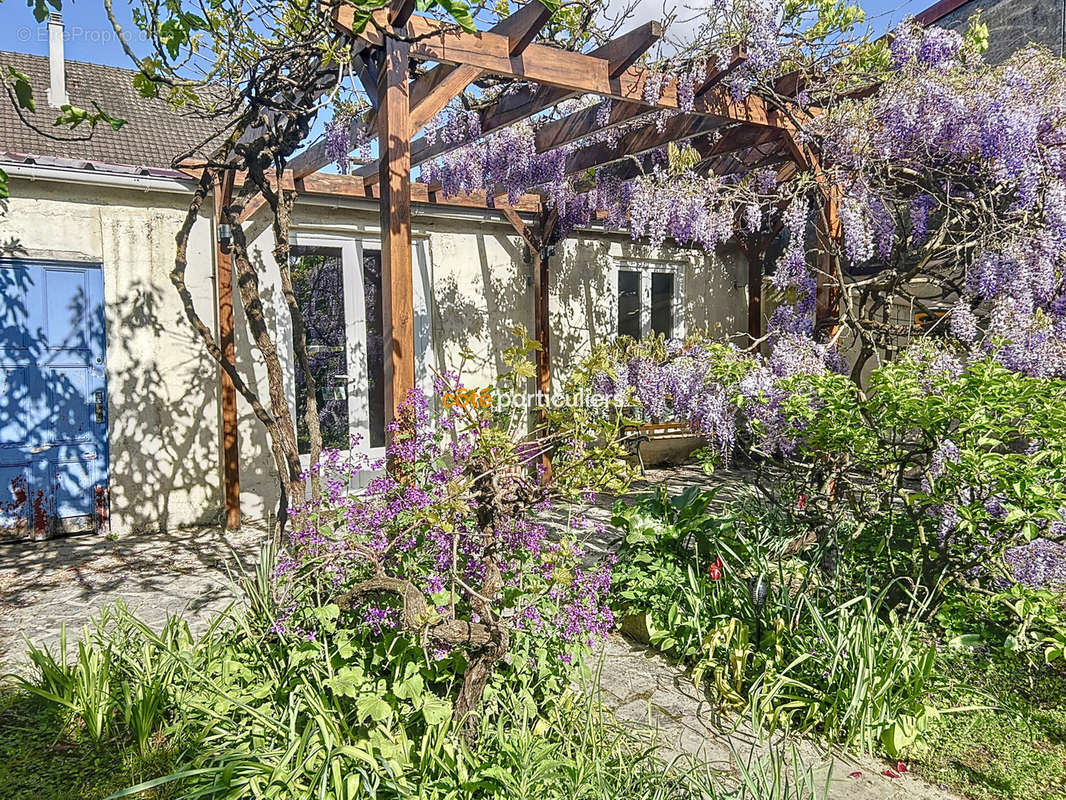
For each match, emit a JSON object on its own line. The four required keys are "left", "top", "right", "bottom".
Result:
{"left": 0, "top": 260, "right": 109, "bottom": 541}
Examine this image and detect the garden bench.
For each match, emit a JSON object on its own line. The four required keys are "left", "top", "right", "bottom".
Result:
{"left": 621, "top": 421, "right": 696, "bottom": 475}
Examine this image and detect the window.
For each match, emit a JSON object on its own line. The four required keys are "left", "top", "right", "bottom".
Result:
{"left": 289, "top": 239, "right": 388, "bottom": 457}
{"left": 615, "top": 263, "right": 684, "bottom": 340}
{"left": 291, "top": 245, "right": 348, "bottom": 454}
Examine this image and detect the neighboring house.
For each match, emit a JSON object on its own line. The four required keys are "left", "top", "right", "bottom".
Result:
{"left": 917, "top": 0, "right": 1065, "bottom": 63}
{"left": 0, "top": 16, "right": 749, "bottom": 541}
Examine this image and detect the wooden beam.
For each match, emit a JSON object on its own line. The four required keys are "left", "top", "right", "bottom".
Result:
{"left": 561, "top": 112, "right": 728, "bottom": 177}
{"left": 213, "top": 170, "right": 241, "bottom": 530}
{"left": 533, "top": 49, "right": 746, "bottom": 155}
{"left": 354, "top": 19, "right": 665, "bottom": 184}
{"left": 407, "top": 0, "right": 556, "bottom": 132}
{"left": 353, "top": 49, "right": 382, "bottom": 108}
{"left": 508, "top": 0, "right": 552, "bottom": 55}
{"left": 534, "top": 100, "right": 648, "bottom": 153}
{"left": 409, "top": 64, "right": 482, "bottom": 131}
{"left": 816, "top": 184, "right": 842, "bottom": 334}
{"left": 390, "top": 0, "right": 416, "bottom": 26}
{"left": 344, "top": 12, "right": 779, "bottom": 129}
{"left": 378, "top": 31, "right": 416, "bottom": 427}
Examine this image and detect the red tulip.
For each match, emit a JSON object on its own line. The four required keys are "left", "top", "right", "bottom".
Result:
{"left": 708, "top": 556, "right": 724, "bottom": 581}
{"left": 797, "top": 493, "right": 807, "bottom": 510}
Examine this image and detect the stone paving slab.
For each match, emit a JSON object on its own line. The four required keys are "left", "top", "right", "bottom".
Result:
{"left": 0, "top": 523, "right": 271, "bottom": 668}
{"left": 593, "top": 634, "right": 962, "bottom": 800}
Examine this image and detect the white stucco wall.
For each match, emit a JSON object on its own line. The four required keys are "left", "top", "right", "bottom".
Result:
{"left": 1, "top": 174, "right": 222, "bottom": 535}
{"left": 1, "top": 173, "right": 749, "bottom": 535}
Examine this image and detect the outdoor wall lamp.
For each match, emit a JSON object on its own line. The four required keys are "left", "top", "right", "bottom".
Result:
{"left": 217, "top": 223, "right": 233, "bottom": 254}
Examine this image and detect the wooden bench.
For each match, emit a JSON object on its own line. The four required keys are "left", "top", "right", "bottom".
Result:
{"left": 621, "top": 421, "right": 696, "bottom": 475}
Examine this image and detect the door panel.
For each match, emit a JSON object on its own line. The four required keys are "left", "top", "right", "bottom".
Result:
{"left": 0, "top": 260, "right": 109, "bottom": 541}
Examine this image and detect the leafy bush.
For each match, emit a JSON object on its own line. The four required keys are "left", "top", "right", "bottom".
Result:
{"left": 610, "top": 486, "right": 939, "bottom": 755}
{"left": 8, "top": 586, "right": 828, "bottom": 800}
{"left": 579, "top": 334, "right": 1066, "bottom": 596}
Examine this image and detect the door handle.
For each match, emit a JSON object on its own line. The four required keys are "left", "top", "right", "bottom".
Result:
{"left": 94, "top": 391, "right": 105, "bottom": 424}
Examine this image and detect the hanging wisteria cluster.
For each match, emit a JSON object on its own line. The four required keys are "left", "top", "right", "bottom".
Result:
{"left": 588, "top": 331, "right": 845, "bottom": 462}
{"left": 820, "top": 19, "right": 1066, "bottom": 378}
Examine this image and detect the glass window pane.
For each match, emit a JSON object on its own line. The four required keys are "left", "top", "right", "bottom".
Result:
{"left": 291, "top": 246, "right": 348, "bottom": 455}
{"left": 363, "top": 250, "right": 386, "bottom": 449}
{"left": 617, "top": 270, "right": 641, "bottom": 339}
{"left": 650, "top": 272, "right": 674, "bottom": 338}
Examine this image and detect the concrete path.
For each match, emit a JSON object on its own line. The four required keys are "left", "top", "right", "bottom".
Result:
{"left": 594, "top": 633, "right": 960, "bottom": 800}
{"left": 0, "top": 524, "right": 269, "bottom": 667}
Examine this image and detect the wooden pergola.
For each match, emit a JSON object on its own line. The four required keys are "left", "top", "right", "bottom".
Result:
{"left": 216, "top": 0, "right": 840, "bottom": 527}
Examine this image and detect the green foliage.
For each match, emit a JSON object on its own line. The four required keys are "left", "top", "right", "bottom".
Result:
{"left": 913, "top": 647, "right": 1066, "bottom": 800}
{"left": 937, "top": 585, "right": 1066, "bottom": 665}
{"left": 25, "top": 0, "right": 60, "bottom": 23}
{"left": 5, "top": 67, "right": 34, "bottom": 112}
{"left": 611, "top": 487, "right": 941, "bottom": 755}
{"left": 5, "top": 582, "right": 828, "bottom": 800}
{"left": 765, "top": 344, "right": 1066, "bottom": 591}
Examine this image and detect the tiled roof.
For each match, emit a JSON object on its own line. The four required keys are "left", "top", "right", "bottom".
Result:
{"left": 0, "top": 151, "right": 192, "bottom": 179}
{"left": 0, "top": 50, "right": 226, "bottom": 170}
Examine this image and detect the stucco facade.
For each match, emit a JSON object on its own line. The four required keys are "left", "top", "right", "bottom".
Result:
{"left": 0, "top": 164, "right": 748, "bottom": 535}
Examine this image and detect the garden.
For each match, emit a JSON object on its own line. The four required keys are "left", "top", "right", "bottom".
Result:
{"left": 2, "top": 0, "right": 1066, "bottom": 798}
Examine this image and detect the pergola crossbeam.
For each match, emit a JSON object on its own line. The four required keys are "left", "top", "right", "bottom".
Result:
{"left": 353, "top": 18, "right": 665, "bottom": 182}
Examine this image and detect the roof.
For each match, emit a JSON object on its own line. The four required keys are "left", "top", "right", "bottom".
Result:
{"left": 0, "top": 50, "right": 226, "bottom": 170}
{"left": 915, "top": 0, "right": 974, "bottom": 25}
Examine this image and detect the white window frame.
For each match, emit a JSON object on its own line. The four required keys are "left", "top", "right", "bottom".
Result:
{"left": 614, "top": 260, "right": 686, "bottom": 340}
{"left": 287, "top": 231, "right": 434, "bottom": 479}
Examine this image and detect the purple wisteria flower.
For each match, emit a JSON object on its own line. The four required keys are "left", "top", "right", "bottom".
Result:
{"left": 1003, "top": 538, "right": 1066, "bottom": 589}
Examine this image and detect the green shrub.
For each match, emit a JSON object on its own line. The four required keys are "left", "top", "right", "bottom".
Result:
{"left": 611, "top": 486, "right": 940, "bottom": 755}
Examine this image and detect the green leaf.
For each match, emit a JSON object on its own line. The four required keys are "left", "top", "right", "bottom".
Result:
{"left": 421, "top": 693, "right": 452, "bottom": 725}
{"left": 948, "top": 633, "right": 982, "bottom": 649}
{"left": 132, "top": 72, "right": 160, "bottom": 99}
{"left": 392, "top": 663, "right": 425, "bottom": 702}
{"left": 324, "top": 666, "right": 366, "bottom": 698}
{"left": 433, "top": 0, "right": 476, "bottom": 32}
{"left": 7, "top": 68, "right": 35, "bottom": 112}
{"left": 356, "top": 692, "right": 393, "bottom": 722}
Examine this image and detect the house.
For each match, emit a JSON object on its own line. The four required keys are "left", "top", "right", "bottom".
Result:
{"left": 916, "top": 0, "right": 1065, "bottom": 63}
{"left": 0, "top": 15, "right": 749, "bottom": 540}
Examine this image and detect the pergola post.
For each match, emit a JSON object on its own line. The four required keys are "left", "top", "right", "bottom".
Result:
{"left": 214, "top": 170, "right": 241, "bottom": 530}
{"left": 746, "top": 241, "right": 763, "bottom": 348}
{"left": 377, "top": 32, "right": 416, "bottom": 429}
{"left": 815, "top": 186, "right": 842, "bottom": 335}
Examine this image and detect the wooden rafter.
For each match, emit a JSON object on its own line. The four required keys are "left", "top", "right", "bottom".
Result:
{"left": 389, "top": 0, "right": 416, "bottom": 26}
{"left": 353, "top": 19, "right": 664, "bottom": 185}
{"left": 560, "top": 113, "right": 729, "bottom": 177}
{"left": 344, "top": 10, "right": 779, "bottom": 128}
{"left": 531, "top": 50, "right": 744, "bottom": 155}
{"left": 280, "top": 0, "right": 554, "bottom": 201}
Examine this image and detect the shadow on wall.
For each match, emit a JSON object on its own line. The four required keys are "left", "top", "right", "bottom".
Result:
{"left": 228, "top": 218, "right": 288, "bottom": 525}
{"left": 553, "top": 238, "right": 614, "bottom": 378}
{"left": 104, "top": 278, "right": 232, "bottom": 535}
{"left": 430, "top": 229, "right": 534, "bottom": 385}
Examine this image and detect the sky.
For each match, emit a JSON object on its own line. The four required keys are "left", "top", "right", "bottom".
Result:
{"left": 0, "top": 0, "right": 933, "bottom": 68}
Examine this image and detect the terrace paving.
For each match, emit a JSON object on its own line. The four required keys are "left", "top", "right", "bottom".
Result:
{"left": 0, "top": 465, "right": 961, "bottom": 799}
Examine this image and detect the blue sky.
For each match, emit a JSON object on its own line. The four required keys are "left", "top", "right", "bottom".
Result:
{"left": 1, "top": 0, "right": 933, "bottom": 67}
